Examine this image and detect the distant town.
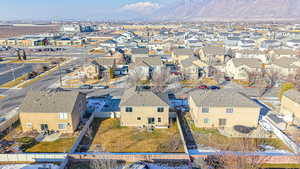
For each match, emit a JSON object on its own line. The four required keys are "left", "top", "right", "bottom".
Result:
{"left": 0, "top": 21, "right": 300, "bottom": 169}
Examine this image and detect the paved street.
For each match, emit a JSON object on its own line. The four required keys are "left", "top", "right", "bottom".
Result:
{"left": 0, "top": 56, "right": 85, "bottom": 116}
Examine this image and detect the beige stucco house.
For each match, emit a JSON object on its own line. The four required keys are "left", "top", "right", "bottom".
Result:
{"left": 199, "top": 46, "right": 226, "bottom": 64}
{"left": 188, "top": 90, "right": 261, "bottom": 128}
{"left": 225, "top": 58, "right": 263, "bottom": 80}
{"left": 171, "top": 48, "right": 194, "bottom": 63}
{"left": 271, "top": 57, "right": 300, "bottom": 77}
{"left": 120, "top": 88, "right": 169, "bottom": 128}
{"left": 19, "top": 90, "right": 86, "bottom": 133}
{"left": 280, "top": 89, "right": 300, "bottom": 125}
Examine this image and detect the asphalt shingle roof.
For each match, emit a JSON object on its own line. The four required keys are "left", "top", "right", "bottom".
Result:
{"left": 189, "top": 89, "right": 260, "bottom": 108}
{"left": 120, "top": 88, "right": 169, "bottom": 107}
{"left": 20, "top": 90, "right": 83, "bottom": 113}
{"left": 284, "top": 89, "right": 300, "bottom": 104}
{"left": 231, "top": 58, "right": 263, "bottom": 69}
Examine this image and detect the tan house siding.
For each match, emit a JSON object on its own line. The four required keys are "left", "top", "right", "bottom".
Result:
{"left": 19, "top": 92, "right": 86, "bottom": 134}
{"left": 120, "top": 106, "right": 169, "bottom": 127}
{"left": 20, "top": 112, "right": 77, "bottom": 133}
{"left": 280, "top": 95, "right": 300, "bottom": 123}
{"left": 189, "top": 96, "right": 260, "bottom": 128}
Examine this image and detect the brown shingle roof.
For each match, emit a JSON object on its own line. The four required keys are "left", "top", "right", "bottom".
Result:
{"left": 120, "top": 88, "right": 169, "bottom": 107}
{"left": 190, "top": 89, "right": 260, "bottom": 108}
{"left": 20, "top": 90, "right": 84, "bottom": 113}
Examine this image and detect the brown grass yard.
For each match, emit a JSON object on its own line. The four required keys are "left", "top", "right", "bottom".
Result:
{"left": 26, "top": 137, "right": 76, "bottom": 153}
{"left": 89, "top": 118, "right": 184, "bottom": 153}
{"left": 185, "top": 116, "right": 289, "bottom": 152}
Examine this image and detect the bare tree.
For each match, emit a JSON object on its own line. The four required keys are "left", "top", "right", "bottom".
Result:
{"left": 151, "top": 67, "right": 172, "bottom": 92}
{"left": 33, "top": 64, "right": 47, "bottom": 74}
{"left": 205, "top": 137, "right": 273, "bottom": 169}
{"left": 126, "top": 67, "right": 146, "bottom": 88}
{"left": 89, "top": 159, "right": 123, "bottom": 169}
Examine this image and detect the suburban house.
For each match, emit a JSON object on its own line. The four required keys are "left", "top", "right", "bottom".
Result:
{"left": 235, "top": 49, "right": 269, "bottom": 63}
{"left": 171, "top": 48, "right": 194, "bottom": 63}
{"left": 81, "top": 61, "right": 101, "bottom": 80}
{"left": 130, "top": 48, "right": 149, "bottom": 62}
{"left": 269, "top": 49, "right": 298, "bottom": 59}
{"left": 199, "top": 46, "right": 226, "bottom": 64}
{"left": 226, "top": 58, "right": 263, "bottom": 80}
{"left": 280, "top": 89, "right": 300, "bottom": 125}
{"left": 178, "top": 56, "right": 209, "bottom": 80}
{"left": 188, "top": 90, "right": 261, "bottom": 128}
{"left": 94, "top": 57, "right": 118, "bottom": 79}
{"left": 119, "top": 88, "right": 169, "bottom": 128}
{"left": 271, "top": 57, "right": 300, "bottom": 77}
{"left": 19, "top": 90, "right": 86, "bottom": 133}
{"left": 129, "top": 56, "right": 163, "bottom": 80}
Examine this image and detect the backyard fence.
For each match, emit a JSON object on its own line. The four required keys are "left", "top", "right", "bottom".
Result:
{"left": 0, "top": 108, "right": 19, "bottom": 133}
{"left": 260, "top": 116, "right": 300, "bottom": 153}
{"left": 0, "top": 153, "right": 67, "bottom": 162}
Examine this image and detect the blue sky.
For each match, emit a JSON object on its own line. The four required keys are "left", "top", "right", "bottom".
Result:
{"left": 0, "top": 0, "right": 176, "bottom": 21}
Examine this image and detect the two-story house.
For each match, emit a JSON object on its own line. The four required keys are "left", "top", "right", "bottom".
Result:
{"left": 120, "top": 88, "right": 169, "bottom": 128}
{"left": 19, "top": 90, "right": 86, "bottom": 133}
{"left": 189, "top": 90, "right": 261, "bottom": 128}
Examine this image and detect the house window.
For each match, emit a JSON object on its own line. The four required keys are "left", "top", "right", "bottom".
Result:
{"left": 125, "top": 107, "right": 133, "bottom": 112}
{"left": 202, "top": 107, "right": 209, "bottom": 113}
{"left": 26, "top": 123, "right": 32, "bottom": 128}
{"left": 226, "top": 108, "right": 234, "bottom": 113}
{"left": 157, "top": 107, "right": 164, "bottom": 112}
{"left": 158, "top": 118, "right": 161, "bottom": 123}
{"left": 58, "top": 123, "right": 67, "bottom": 130}
{"left": 59, "top": 112, "right": 68, "bottom": 119}
{"left": 137, "top": 117, "right": 141, "bottom": 120}
{"left": 219, "top": 119, "right": 227, "bottom": 126}
{"left": 148, "top": 118, "right": 155, "bottom": 124}
{"left": 203, "top": 118, "right": 210, "bottom": 124}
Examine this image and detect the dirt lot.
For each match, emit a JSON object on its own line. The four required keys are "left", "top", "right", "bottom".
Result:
{"left": 0, "top": 25, "right": 59, "bottom": 38}
{"left": 88, "top": 118, "right": 185, "bottom": 153}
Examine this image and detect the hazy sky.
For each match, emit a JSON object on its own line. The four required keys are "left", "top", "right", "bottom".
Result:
{"left": 0, "top": 0, "right": 176, "bottom": 21}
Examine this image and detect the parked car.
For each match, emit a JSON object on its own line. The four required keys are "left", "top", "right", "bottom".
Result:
{"left": 0, "top": 117, "right": 6, "bottom": 123}
{"left": 129, "top": 162, "right": 149, "bottom": 169}
{"left": 94, "top": 85, "right": 108, "bottom": 89}
{"left": 208, "top": 86, "right": 220, "bottom": 90}
{"left": 168, "top": 93, "right": 176, "bottom": 99}
{"left": 197, "top": 85, "right": 208, "bottom": 89}
{"left": 79, "top": 85, "right": 93, "bottom": 89}
{"left": 224, "top": 76, "right": 231, "bottom": 81}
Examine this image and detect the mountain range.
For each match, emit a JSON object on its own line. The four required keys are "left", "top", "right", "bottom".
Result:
{"left": 152, "top": 0, "right": 300, "bottom": 21}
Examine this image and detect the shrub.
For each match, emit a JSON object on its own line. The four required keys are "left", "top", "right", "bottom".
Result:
{"left": 279, "top": 82, "right": 295, "bottom": 98}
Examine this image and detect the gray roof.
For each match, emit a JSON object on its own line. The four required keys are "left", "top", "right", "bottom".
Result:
{"left": 272, "top": 57, "right": 300, "bottom": 69}
{"left": 189, "top": 89, "right": 260, "bottom": 108}
{"left": 284, "top": 89, "right": 300, "bottom": 104}
{"left": 203, "top": 46, "right": 225, "bottom": 56}
{"left": 135, "top": 57, "right": 162, "bottom": 66}
{"left": 20, "top": 90, "right": 84, "bottom": 113}
{"left": 120, "top": 88, "right": 169, "bottom": 107}
{"left": 173, "top": 48, "right": 194, "bottom": 56}
{"left": 95, "top": 57, "right": 116, "bottom": 67}
{"left": 180, "top": 56, "right": 198, "bottom": 68}
{"left": 237, "top": 49, "right": 266, "bottom": 55}
{"left": 131, "top": 48, "right": 149, "bottom": 55}
{"left": 272, "top": 49, "right": 297, "bottom": 56}
{"left": 231, "top": 58, "right": 263, "bottom": 69}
